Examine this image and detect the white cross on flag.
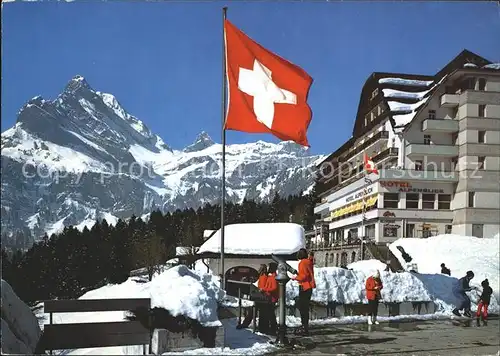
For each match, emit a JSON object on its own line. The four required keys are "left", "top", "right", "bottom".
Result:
{"left": 224, "top": 19, "right": 313, "bottom": 147}
{"left": 364, "top": 153, "right": 379, "bottom": 175}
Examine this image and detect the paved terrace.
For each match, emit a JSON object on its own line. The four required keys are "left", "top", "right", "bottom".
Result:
{"left": 272, "top": 318, "right": 500, "bottom": 355}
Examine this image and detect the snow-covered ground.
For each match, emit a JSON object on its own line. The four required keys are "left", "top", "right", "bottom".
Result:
{"left": 1, "top": 280, "right": 42, "bottom": 354}
{"left": 285, "top": 267, "right": 433, "bottom": 305}
{"left": 27, "top": 233, "right": 499, "bottom": 355}
{"left": 37, "top": 266, "right": 223, "bottom": 330}
{"left": 347, "top": 259, "right": 388, "bottom": 273}
{"left": 390, "top": 234, "right": 500, "bottom": 305}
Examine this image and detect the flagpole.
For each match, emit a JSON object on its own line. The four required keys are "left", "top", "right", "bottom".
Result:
{"left": 220, "top": 6, "right": 228, "bottom": 290}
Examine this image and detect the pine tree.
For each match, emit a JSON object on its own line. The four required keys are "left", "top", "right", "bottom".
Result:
{"left": 270, "top": 192, "right": 282, "bottom": 222}
{"left": 133, "top": 229, "right": 167, "bottom": 281}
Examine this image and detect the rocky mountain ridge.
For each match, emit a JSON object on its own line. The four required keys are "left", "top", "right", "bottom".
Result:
{"left": 1, "top": 75, "right": 323, "bottom": 241}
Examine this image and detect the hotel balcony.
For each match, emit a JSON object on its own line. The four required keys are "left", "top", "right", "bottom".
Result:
{"left": 421, "top": 119, "right": 459, "bottom": 133}
{"left": 440, "top": 94, "right": 460, "bottom": 108}
{"left": 406, "top": 143, "right": 458, "bottom": 158}
{"left": 316, "top": 131, "right": 389, "bottom": 184}
{"left": 380, "top": 168, "right": 458, "bottom": 182}
{"left": 340, "top": 130, "right": 389, "bottom": 163}
{"left": 315, "top": 147, "right": 399, "bottom": 200}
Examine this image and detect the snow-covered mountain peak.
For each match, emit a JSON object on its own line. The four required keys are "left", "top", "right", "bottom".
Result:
{"left": 184, "top": 131, "right": 215, "bottom": 153}
{"left": 1, "top": 75, "right": 324, "bottom": 241}
{"left": 64, "top": 74, "right": 91, "bottom": 94}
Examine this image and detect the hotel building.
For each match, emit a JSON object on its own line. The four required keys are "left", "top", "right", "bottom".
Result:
{"left": 311, "top": 50, "right": 500, "bottom": 267}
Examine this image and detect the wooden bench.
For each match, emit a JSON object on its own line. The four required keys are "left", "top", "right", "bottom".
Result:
{"left": 37, "top": 298, "right": 152, "bottom": 355}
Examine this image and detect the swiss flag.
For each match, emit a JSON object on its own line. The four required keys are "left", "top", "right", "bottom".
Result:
{"left": 224, "top": 20, "right": 313, "bottom": 147}
{"left": 364, "top": 153, "right": 379, "bottom": 175}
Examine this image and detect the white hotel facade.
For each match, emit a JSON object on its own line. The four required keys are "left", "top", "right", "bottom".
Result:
{"left": 313, "top": 50, "right": 500, "bottom": 252}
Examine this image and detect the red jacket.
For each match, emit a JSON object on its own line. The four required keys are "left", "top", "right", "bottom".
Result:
{"left": 263, "top": 273, "right": 279, "bottom": 303}
{"left": 295, "top": 258, "right": 316, "bottom": 291}
{"left": 257, "top": 274, "right": 268, "bottom": 290}
{"left": 365, "top": 276, "right": 383, "bottom": 300}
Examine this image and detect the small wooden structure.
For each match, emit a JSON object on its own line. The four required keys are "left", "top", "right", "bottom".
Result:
{"left": 37, "top": 298, "right": 152, "bottom": 355}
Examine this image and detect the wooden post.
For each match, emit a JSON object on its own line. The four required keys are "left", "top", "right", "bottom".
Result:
{"left": 237, "top": 287, "right": 242, "bottom": 325}
{"left": 49, "top": 312, "right": 53, "bottom": 355}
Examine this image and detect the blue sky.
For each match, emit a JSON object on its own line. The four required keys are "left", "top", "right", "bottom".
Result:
{"left": 2, "top": 1, "right": 500, "bottom": 155}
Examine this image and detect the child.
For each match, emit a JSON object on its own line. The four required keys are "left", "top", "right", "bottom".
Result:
{"left": 476, "top": 279, "right": 493, "bottom": 326}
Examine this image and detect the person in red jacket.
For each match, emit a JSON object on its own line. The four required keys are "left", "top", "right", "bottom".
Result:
{"left": 256, "top": 264, "right": 269, "bottom": 332}
{"left": 257, "top": 264, "right": 268, "bottom": 290}
{"left": 261, "top": 262, "right": 279, "bottom": 335}
{"left": 237, "top": 265, "right": 267, "bottom": 330}
{"left": 365, "top": 270, "right": 383, "bottom": 325}
{"left": 291, "top": 248, "right": 316, "bottom": 335}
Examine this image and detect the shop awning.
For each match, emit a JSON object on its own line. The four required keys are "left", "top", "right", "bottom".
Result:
{"left": 330, "top": 195, "right": 378, "bottom": 219}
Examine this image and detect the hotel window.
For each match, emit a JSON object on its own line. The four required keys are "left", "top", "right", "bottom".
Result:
{"left": 383, "top": 225, "right": 399, "bottom": 238}
{"left": 428, "top": 110, "right": 436, "bottom": 120}
{"left": 372, "top": 88, "right": 379, "bottom": 99}
{"left": 468, "top": 192, "right": 475, "bottom": 208}
{"left": 415, "top": 160, "right": 423, "bottom": 171}
{"left": 445, "top": 225, "right": 452, "bottom": 234}
{"left": 366, "top": 224, "right": 376, "bottom": 238}
{"left": 438, "top": 194, "right": 451, "bottom": 210}
{"left": 478, "top": 78, "right": 486, "bottom": 91}
{"left": 422, "top": 226, "right": 432, "bottom": 238}
{"left": 406, "top": 224, "right": 415, "bottom": 238}
{"left": 406, "top": 193, "right": 419, "bottom": 209}
{"left": 478, "top": 130, "right": 486, "bottom": 143}
{"left": 422, "top": 193, "right": 435, "bottom": 209}
{"left": 478, "top": 156, "right": 485, "bottom": 170}
{"left": 383, "top": 193, "right": 399, "bottom": 209}
{"left": 478, "top": 105, "right": 486, "bottom": 117}
{"left": 451, "top": 157, "right": 458, "bottom": 170}
{"left": 452, "top": 132, "right": 458, "bottom": 145}
{"left": 378, "top": 104, "right": 383, "bottom": 116}
{"left": 472, "top": 224, "right": 484, "bottom": 238}
{"left": 424, "top": 135, "right": 431, "bottom": 145}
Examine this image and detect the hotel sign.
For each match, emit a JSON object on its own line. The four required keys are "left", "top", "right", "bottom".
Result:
{"left": 345, "top": 186, "right": 374, "bottom": 203}
{"left": 380, "top": 181, "right": 444, "bottom": 194}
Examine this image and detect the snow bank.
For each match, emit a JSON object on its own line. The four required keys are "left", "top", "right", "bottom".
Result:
{"left": 162, "top": 319, "right": 275, "bottom": 355}
{"left": 198, "top": 223, "right": 305, "bottom": 255}
{"left": 347, "top": 259, "right": 388, "bottom": 274}
{"left": 285, "top": 268, "right": 432, "bottom": 305}
{"left": 389, "top": 234, "right": 500, "bottom": 312}
{"left": 41, "top": 266, "right": 224, "bottom": 329}
{"left": 1, "top": 279, "right": 42, "bottom": 354}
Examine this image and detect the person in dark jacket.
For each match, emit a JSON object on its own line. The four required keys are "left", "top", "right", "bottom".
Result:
{"left": 236, "top": 266, "right": 267, "bottom": 330}
{"left": 452, "top": 270, "right": 476, "bottom": 317}
{"left": 476, "top": 279, "right": 493, "bottom": 326}
{"left": 440, "top": 263, "right": 451, "bottom": 276}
